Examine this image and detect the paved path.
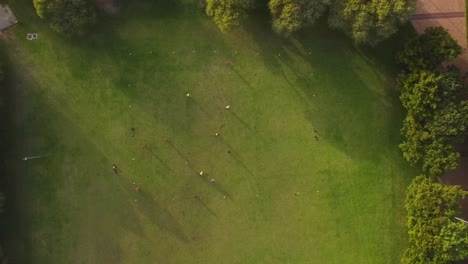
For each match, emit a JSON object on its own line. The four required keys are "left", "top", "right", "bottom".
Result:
{"left": 411, "top": 0, "right": 467, "bottom": 48}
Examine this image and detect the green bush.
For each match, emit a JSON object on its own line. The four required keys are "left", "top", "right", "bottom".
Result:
{"left": 399, "top": 27, "right": 462, "bottom": 70}
{"left": 402, "top": 176, "right": 468, "bottom": 264}
{"left": 328, "top": 0, "right": 416, "bottom": 45}
{"left": 33, "top": 0, "right": 97, "bottom": 35}
{"left": 205, "top": 0, "right": 252, "bottom": 32}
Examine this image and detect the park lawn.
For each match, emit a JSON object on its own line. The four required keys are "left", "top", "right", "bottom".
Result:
{"left": 2, "top": 0, "right": 417, "bottom": 263}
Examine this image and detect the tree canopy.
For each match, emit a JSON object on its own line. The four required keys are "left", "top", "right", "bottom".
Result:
{"left": 205, "top": 0, "right": 252, "bottom": 32}
{"left": 397, "top": 37, "right": 466, "bottom": 177}
{"left": 33, "top": 0, "right": 97, "bottom": 35}
{"left": 269, "top": 0, "right": 329, "bottom": 34}
{"left": 328, "top": 0, "right": 416, "bottom": 45}
{"left": 399, "top": 27, "right": 463, "bottom": 70}
{"left": 402, "top": 176, "right": 468, "bottom": 264}
{"left": 399, "top": 69, "right": 462, "bottom": 121}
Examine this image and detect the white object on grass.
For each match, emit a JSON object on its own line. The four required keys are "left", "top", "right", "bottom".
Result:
{"left": 22, "top": 154, "right": 49, "bottom": 161}
{"left": 225, "top": 105, "right": 230, "bottom": 109}
{"left": 186, "top": 93, "right": 190, "bottom": 97}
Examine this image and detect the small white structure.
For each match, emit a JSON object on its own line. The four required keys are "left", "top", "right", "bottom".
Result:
{"left": 0, "top": 6, "right": 17, "bottom": 30}
{"left": 27, "top": 33, "right": 38, "bottom": 40}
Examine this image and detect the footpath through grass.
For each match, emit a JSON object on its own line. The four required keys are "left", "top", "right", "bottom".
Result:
{"left": 3, "top": 0, "right": 416, "bottom": 263}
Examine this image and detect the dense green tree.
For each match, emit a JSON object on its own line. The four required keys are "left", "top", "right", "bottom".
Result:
{"left": 399, "top": 69, "right": 461, "bottom": 121}
{"left": 33, "top": 0, "right": 97, "bottom": 35}
{"left": 428, "top": 101, "right": 468, "bottom": 144}
{"left": 422, "top": 140, "right": 460, "bottom": 176}
{"left": 398, "top": 67, "right": 465, "bottom": 176}
{"left": 400, "top": 103, "right": 467, "bottom": 176}
{"left": 269, "top": 0, "right": 329, "bottom": 34}
{"left": 399, "top": 114, "right": 426, "bottom": 165}
{"left": 328, "top": 0, "right": 416, "bottom": 45}
{"left": 402, "top": 176, "right": 468, "bottom": 264}
{"left": 399, "top": 27, "right": 463, "bottom": 70}
{"left": 206, "top": 0, "right": 252, "bottom": 32}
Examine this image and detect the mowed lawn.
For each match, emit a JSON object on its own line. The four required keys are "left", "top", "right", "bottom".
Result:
{"left": 3, "top": 0, "right": 416, "bottom": 263}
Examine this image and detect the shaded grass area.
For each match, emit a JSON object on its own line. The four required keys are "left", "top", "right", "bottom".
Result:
{"left": 2, "top": 0, "right": 417, "bottom": 263}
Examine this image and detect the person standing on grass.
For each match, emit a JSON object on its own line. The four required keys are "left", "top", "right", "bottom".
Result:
{"left": 143, "top": 144, "right": 148, "bottom": 150}
{"left": 131, "top": 127, "right": 135, "bottom": 137}
{"left": 314, "top": 135, "right": 319, "bottom": 141}
{"left": 164, "top": 138, "right": 169, "bottom": 143}
{"left": 112, "top": 164, "right": 118, "bottom": 174}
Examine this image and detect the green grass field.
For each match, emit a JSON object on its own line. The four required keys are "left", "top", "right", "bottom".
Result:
{"left": 2, "top": 0, "right": 416, "bottom": 263}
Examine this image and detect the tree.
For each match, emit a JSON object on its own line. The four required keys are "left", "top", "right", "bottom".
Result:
{"left": 399, "top": 27, "right": 463, "bottom": 70}
{"left": 422, "top": 140, "right": 460, "bottom": 176}
{"left": 33, "top": 0, "right": 97, "bottom": 35}
{"left": 399, "top": 102, "right": 467, "bottom": 176}
{"left": 427, "top": 101, "right": 468, "bottom": 144}
{"left": 399, "top": 69, "right": 462, "bottom": 121}
{"left": 205, "top": 0, "right": 252, "bottom": 32}
{"left": 268, "top": 0, "right": 329, "bottom": 34}
{"left": 328, "top": 0, "right": 416, "bottom": 45}
{"left": 399, "top": 114, "right": 427, "bottom": 165}
{"left": 402, "top": 176, "right": 468, "bottom": 264}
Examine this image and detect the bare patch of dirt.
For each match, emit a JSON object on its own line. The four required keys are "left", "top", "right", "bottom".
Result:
{"left": 96, "top": 0, "right": 120, "bottom": 16}
{"left": 0, "top": 29, "right": 14, "bottom": 40}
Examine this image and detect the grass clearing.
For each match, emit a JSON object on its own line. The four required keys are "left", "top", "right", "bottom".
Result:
{"left": 2, "top": 0, "right": 416, "bottom": 263}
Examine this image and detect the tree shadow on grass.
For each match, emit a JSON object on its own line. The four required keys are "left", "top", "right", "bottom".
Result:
{"left": 135, "top": 189, "right": 190, "bottom": 242}
{"left": 243, "top": 16, "right": 414, "bottom": 164}
{"left": 218, "top": 137, "right": 254, "bottom": 177}
{"left": 186, "top": 97, "right": 217, "bottom": 121}
{"left": 192, "top": 195, "right": 217, "bottom": 217}
{"left": 146, "top": 148, "right": 173, "bottom": 173}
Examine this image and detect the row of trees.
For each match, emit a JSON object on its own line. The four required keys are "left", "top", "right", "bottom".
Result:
{"left": 398, "top": 27, "right": 468, "bottom": 263}
{"left": 206, "top": 0, "right": 417, "bottom": 45}
{"left": 398, "top": 27, "right": 467, "bottom": 178}
{"left": 32, "top": 0, "right": 416, "bottom": 45}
